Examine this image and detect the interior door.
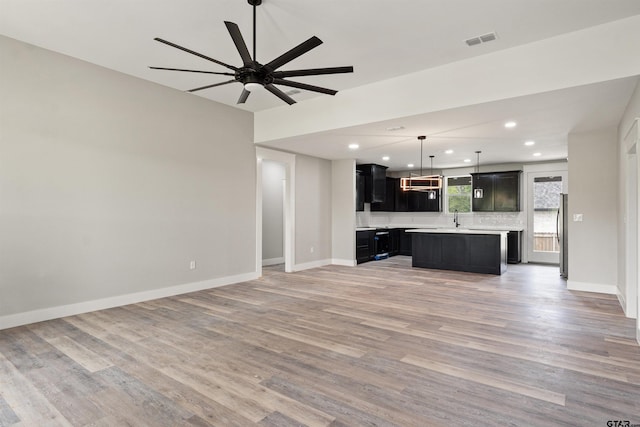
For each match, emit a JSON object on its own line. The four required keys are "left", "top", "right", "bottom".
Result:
{"left": 527, "top": 171, "right": 568, "bottom": 264}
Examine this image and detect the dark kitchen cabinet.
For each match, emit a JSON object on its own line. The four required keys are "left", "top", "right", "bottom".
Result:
{"left": 408, "top": 189, "right": 442, "bottom": 212}
{"left": 395, "top": 182, "right": 409, "bottom": 212}
{"left": 399, "top": 229, "right": 413, "bottom": 255}
{"left": 356, "top": 230, "right": 376, "bottom": 264}
{"left": 357, "top": 164, "right": 388, "bottom": 203}
{"left": 507, "top": 231, "right": 522, "bottom": 264}
{"left": 494, "top": 173, "right": 520, "bottom": 211}
{"left": 371, "top": 178, "right": 397, "bottom": 211}
{"left": 471, "top": 171, "right": 521, "bottom": 212}
{"left": 356, "top": 171, "right": 364, "bottom": 211}
{"left": 389, "top": 228, "right": 401, "bottom": 256}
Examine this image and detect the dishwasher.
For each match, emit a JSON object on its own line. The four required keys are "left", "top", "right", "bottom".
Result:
{"left": 374, "top": 230, "right": 390, "bottom": 260}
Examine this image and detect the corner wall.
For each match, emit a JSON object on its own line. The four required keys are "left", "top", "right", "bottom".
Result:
{"left": 567, "top": 127, "right": 619, "bottom": 294}
{"left": 0, "top": 36, "right": 257, "bottom": 328}
{"left": 294, "top": 154, "right": 332, "bottom": 270}
{"left": 331, "top": 160, "right": 356, "bottom": 265}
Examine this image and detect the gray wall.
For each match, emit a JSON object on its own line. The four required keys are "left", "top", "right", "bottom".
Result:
{"left": 261, "top": 160, "right": 285, "bottom": 263}
{"left": 0, "top": 36, "right": 256, "bottom": 318}
{"left": 331, "top": 159, "right": 356, "bottom": 264}
{"left": 567, "top": 127, "right": 619, "bottom": 292}
{"left": 294, "top": 154, "right": 332, "bottom": 266}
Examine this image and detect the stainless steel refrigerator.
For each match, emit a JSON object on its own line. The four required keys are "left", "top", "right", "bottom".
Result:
{"left": 557, "top": 193, "right": 568, "bottom": 278}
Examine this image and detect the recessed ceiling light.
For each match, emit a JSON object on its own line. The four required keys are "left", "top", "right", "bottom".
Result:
{"left": 504, "top": 121, "right": 517, "bottom": 128}
{"left": 524, "top": 140, "right": 535, "bottom": 146}
{"left": 445, "top": 149, "right": 454, "bottom": 154}
{"left": 382, "top": 156, "right": 390, "bottom": 161}
{"left": 348, "top": 143, "right": 359, "bottom": 150}
{"left": 386, "top": 126, "right": 405, "bottom": 132}
{"left": 463, "top": 159, "right": 471, "bottom": 163}
{"left": 407, "top": 163, "right": 414, "bottom": 168}
{"left": 533, "top": 152, "right": 542, "bottom": 157}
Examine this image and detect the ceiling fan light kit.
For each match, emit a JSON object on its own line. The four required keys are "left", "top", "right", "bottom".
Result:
{"left": 150, "top": 0, "right": 353, "bottom": 105}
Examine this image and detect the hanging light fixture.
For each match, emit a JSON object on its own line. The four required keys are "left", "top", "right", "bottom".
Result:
{"left": 428, "top": 155, "right": 437, "bottom": 199}
{"left": 400, "top": 136, "right": 442, "bottom": 192}
{"left": 473, "top": 150, "right": 484, "bottom": 198}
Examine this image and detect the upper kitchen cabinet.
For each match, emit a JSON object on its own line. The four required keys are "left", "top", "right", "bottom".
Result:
{"left": 356, "top": 170, "right": 364, "bottom": 211}
{"left": 408, "top": 189, "right": 442, "bottom": 212}
{"left": 357, "top": 164, "right": 388, "bottom": 203}
{"left": 471, "top": 171, "right": 521, "bottom": 212}
{"left": 371, "top": 177, "right": 397, "bottom": 211}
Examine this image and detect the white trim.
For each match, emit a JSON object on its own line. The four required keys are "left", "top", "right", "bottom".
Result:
{"left": 522, "top": 166, "right": 568, "bottom": 264}
{"left": 331, "top": 258, "right": 357, "bottom": 267}
{"left": 617, "top": 289, "right": 629, "bottom": 317}
{"left": 567, "top": 280, "right": 617, "bottom": 295}
{"left": 0, "top": 272, "right": 259, "bottom": 331}
{"left": 262, "top": 257, "right": 285, "bottom": 266}
{"left": 256, "top": 147, "right": 296, "bottom": 274}
{"left": 293, "top": 259, "right": 331, "bottom": 272}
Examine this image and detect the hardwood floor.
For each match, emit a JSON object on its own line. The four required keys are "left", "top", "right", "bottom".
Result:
{"left": 1, "top": 257, "right": 639, "bottom": 426}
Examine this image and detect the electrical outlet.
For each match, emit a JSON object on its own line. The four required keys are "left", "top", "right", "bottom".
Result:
{"left": 310, "top": 246, "right": 314, "bottom": 253}
{"left": 573, "top": 214, "right": 583, "bottom": 222}
{"left": 189, "top": 260, "right": 196, "bottom": 270}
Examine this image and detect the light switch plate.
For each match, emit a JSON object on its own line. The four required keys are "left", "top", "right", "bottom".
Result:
{"left": 573, "top": 214, "right": 583, "bottom": 222}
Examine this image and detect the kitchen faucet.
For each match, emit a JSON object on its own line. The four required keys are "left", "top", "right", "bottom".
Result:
{"left": 453, "top": 210, "right": 460, "bottom": 228}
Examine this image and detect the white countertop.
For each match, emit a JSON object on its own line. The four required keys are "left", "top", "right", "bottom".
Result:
{"left": 405, "top": 228, "right": 509, "bottom": 236}
{"left": 357, "top": 225, "right": 524, "bottom": 232}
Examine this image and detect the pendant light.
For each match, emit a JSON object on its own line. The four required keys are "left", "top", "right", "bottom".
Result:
{"left": 428, "top": 155, "right": 437, "bottom": 199}
{"left": 473, "top": 150, "right": 484, "bottom": 199}
{"left": 400, "top": 136, "right": 442, "bottom": 192}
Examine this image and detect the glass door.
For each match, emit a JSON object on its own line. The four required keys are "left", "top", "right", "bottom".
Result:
{"left": 527, "top": 171, "right": 567, "bottom": 264}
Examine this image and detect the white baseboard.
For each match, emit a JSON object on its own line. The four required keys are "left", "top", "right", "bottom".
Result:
{"left": 0, "top": 271, "right": 259, "bottom": 331}
{"left": 567, "top": 280, "right": 617, "bottom": 295}
{"left": 616, "top": 289, "right": 629, "bottom": 317}
{"left": 331, "top": 258, "right": 356, "bottom": 267}
{"left": 262, "top": 257, "right": 285, "bottom": 267}
{"left": 293, "top": 259, "right": 331, "bottom": 272}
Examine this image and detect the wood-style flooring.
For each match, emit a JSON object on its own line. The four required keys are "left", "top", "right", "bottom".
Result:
{"left": 1, "top": 257, "right": 639, "bottom": 426}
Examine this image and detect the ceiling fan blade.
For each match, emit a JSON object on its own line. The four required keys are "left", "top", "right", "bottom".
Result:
{"left": 187, "top": 79, "right": 236, "bottom": 93}
{"left": 224, "top": 21, "right": 253, "bottom": 66}
{"left": 154, "top": 38, "right": 239, "bottom": 71}
{"left": 265, "top": 36, "right": 323, "bottom": 71}
{"left": 272, "top": 66, "right": 354, "bottom": 78}
{"left": 237, "top": 89, "right": 250, "bottom": 104}
{"left": 272, "top": 78, "right": 337, "bottom": 96}
{"left": 149, "top": 66, "right": 235, "bottom": 76}
{"left": 265, "top": 84, "right": 296, "bottom": 105}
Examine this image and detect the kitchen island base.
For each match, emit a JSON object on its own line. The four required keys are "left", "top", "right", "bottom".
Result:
{"left": 411, "top": 231, "right": 507, "bottom": 275}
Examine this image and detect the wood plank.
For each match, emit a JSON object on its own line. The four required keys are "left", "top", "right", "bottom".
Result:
{"left": 1, "top": 259, "right": 638, "bottom": 426}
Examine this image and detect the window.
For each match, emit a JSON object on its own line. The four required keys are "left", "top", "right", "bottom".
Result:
{"left": 446, "top": 176, "right": 472, "bottom": 213}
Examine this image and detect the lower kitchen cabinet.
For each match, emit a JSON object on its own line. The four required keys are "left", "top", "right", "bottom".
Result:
{"left": 357, "top": 228, "right": 407, "bottom": 264}
{"left": 399, "top": 229, "right": 412, "bottom": 255}
{"left": 389, "top": 228, "right": 400, "bottom": 256}
{"left": 356, "top": 230, "right": 376, "bottom": 264}
{"left": 507, "top": 231, "right": 522, "bottom": 263}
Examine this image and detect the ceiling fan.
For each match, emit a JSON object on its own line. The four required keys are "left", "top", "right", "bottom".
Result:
{"left": 150, "top": 0, "right": 354, "bottom": 105}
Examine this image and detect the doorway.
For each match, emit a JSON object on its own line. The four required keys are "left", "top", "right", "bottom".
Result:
{"left": 256, "top": 148, "right": 296, "bottom": 275}
{"left": 526, "top": 170, "right": 568, "bottom": 264}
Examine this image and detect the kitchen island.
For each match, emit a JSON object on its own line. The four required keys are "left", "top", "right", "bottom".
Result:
{"left": 407, "top": 228, "right": 508, "bottom": 275}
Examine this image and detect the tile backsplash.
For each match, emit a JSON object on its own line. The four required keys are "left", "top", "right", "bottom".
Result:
{"left": 356, "top": 205, "right": 525, "bottom": 229}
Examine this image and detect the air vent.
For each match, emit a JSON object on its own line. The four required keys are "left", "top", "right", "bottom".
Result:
{"left": 465, "top": 31, "right": 498, "bottom": 47}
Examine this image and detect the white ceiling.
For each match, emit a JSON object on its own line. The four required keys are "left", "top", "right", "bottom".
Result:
{"left": 1, "top": 0, "right": 639, "bottom": 170}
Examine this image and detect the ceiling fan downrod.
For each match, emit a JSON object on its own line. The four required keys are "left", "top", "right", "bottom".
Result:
{"left": 248, "top": 0, "right": 261, "bottom": 61}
